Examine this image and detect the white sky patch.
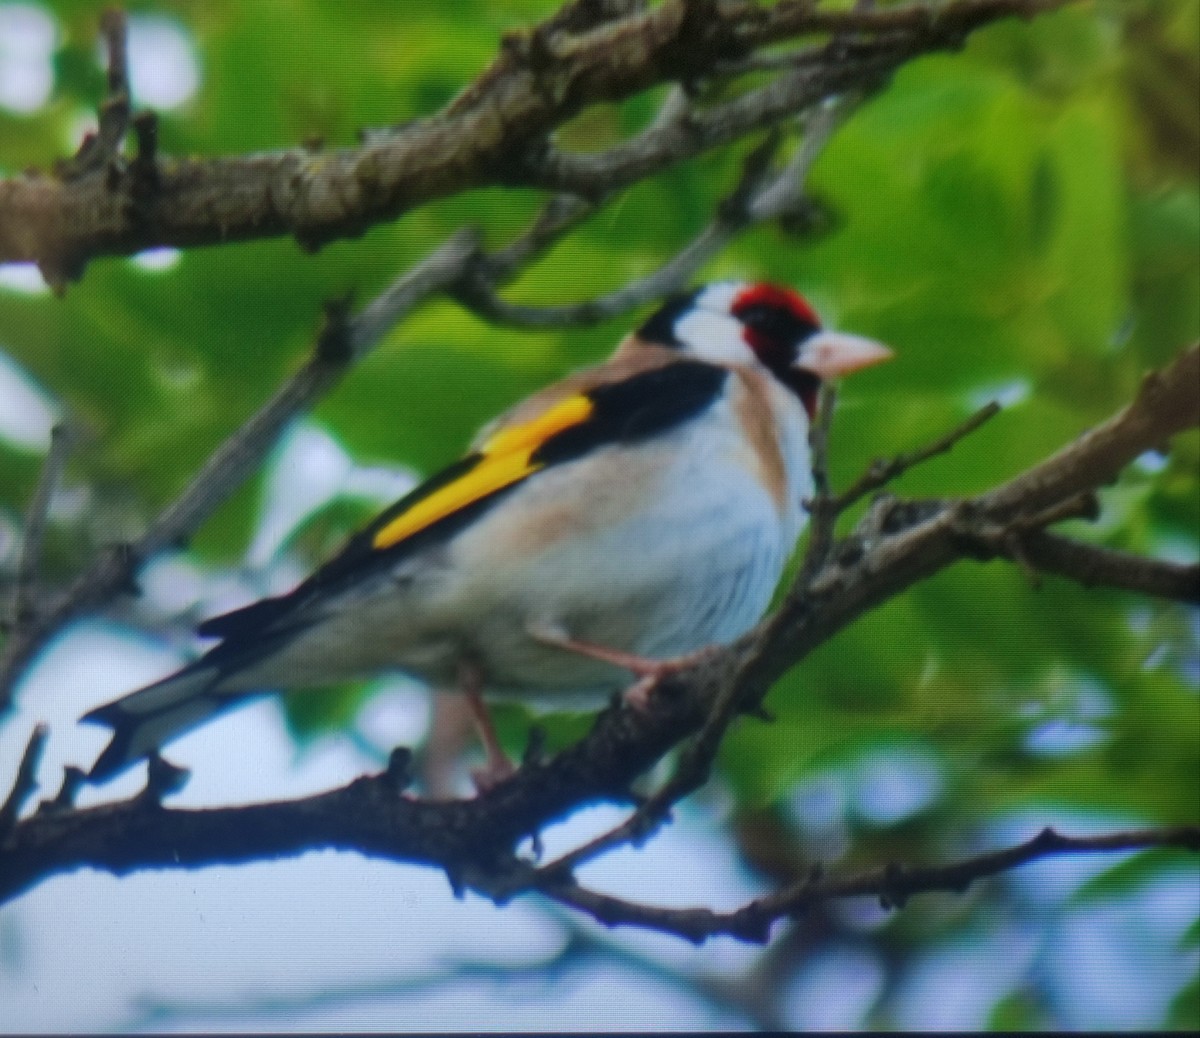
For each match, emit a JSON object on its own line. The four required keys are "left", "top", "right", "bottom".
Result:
{"left": 354, "top": 678, "right": 431, "bottom": 752}
{"left": 786, "top": 769, "right": 851, "bottom": 861}
{"left": 1133, "top": 449, "right": 1169, "bottom": 474}
{"left": 850, "top": 746, "right": 943, "bottom": 827}
{"left": 0, "top": 263, "right": 50, "bottom": 295}
{"left": 1023, "top": 676, "right": 1113, "bottom": 757}
{"left": 1046, "top": 873, "right": 1200, "bottom": 1030}
{"left": 893, "top": 922, "right": 1039, "bottom": 1031}
{"left": 343, "top": 460, "right": 421, "bottom": 504}
{"left": 965, "top": 377, "right": 1030, "bottom": 411}
{"left": 131, "top": 246, "right": 182, "bottom": 273}
{"left": 248, "top": 421, "right": 353, "bottom": 567}
{"left": 783, "top": 943, "right": 885, "bottom": 1031}
{"left": 0, "top": 348, "right": 59, "bottom": 451}
{"left": 61, "top": 108, "right": 96, "bottom": 156}
{"left": 1024, "top": 717, "right": 1108, "bottom": 756}
{"left": 248, "top": 420, "right": 418, "bottom": 567}
{"left": 139, "top": 552, "right": 208, "bottom": 617}
{"left": 0, "top": 3, "right": 56, "bottom": 114}
{"left": 124, "top": 15, "right": 199, "bottom": 110}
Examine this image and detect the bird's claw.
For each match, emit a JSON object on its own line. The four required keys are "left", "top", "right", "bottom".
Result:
{"left": 620, "top": 645, "right": 722, "bottom": 712}
{"left": 471, "top": 756, "right": 517, "bottom": 795}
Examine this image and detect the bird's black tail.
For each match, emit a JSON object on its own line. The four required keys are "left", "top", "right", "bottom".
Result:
{"left": 81, "top": 665, "right": 246, "bottom": 782}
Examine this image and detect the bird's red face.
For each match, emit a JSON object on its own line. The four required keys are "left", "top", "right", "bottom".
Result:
{"left": 642, "top": 281, "right": 893, "bottom": 418}
{"left": 731, "top": 283, "right": 821, "bottom": 357}
{"left": 730, "top": 284, "right": 825, "bottom": 415}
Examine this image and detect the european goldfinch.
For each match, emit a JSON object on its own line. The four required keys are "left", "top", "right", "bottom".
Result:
{"left": 82, "top": 282, "right": 892, "bottom": 785}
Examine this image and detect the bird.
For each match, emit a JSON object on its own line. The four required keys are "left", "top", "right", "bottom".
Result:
{"left": 81, "top": 281, "right": 892, "bottom": 788}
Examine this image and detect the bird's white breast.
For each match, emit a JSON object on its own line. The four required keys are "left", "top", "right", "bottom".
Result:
{"left": 220, "top": 369, "right": 814, "bottom": 709}
{"left": 429, "top": 376, "right": 814, "bottom": 701}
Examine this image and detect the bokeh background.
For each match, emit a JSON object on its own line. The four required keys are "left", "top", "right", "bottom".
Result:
{"left": 0, "top": 0, "right": 1197, "bottom": 1030}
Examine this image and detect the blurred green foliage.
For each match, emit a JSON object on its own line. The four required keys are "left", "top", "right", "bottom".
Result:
{"left": 0, "top": 0, "right": 1196, "bottom": 1028}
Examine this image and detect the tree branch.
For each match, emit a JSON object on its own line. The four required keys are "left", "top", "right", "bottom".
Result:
{"left": 454, "top": 100, "right": 852, "bottom": 329}
{"left": 538, "top": 825, "right": 1200, "bottom": 943}
{"left": 980, "top": 529, "right": 1200, "bottom": 604}
{"left": 0, "top": 0, "right": 1073, "bottom": 284}
{"left": 2, "top": 344, "right": 1195, "bottom": 924}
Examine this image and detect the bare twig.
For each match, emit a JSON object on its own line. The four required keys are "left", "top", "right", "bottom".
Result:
{"left": 1000, "top": 531, "right": 1200, "bottom": 604}
{"left": 978, "top": 346, "right": 1200, "bottom": 523}
{"left": 479, "top": 194, "right": 601, "bottom": 284}
{"left": 57, "top": 10, "right": 131, "bottom": 186}
{"left": 832, "top": 400, "right": 1003, "bottom": 511}
{"left": 7, "top": 423, "right": 71, "bottom": 632}
{"left": 0, "top": 725, "right": 47, "bottom": 835}
{"left": 525, "top": 44, "right": 902, "bottom": 198}
{"left": 799, "top": 382, "right": 840, "bottom": 579}
{"left": 456, "top": 131, "right": 793, "bottom": 328}
{"left": 540, "top": 825, "right": 1200, "bottom": 943}
{"left": 457, "top": 98, "right": 854, "bottom": 330}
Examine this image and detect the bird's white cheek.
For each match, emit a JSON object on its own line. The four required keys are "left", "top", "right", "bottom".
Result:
{"left": 674, "top": 309, "right": 757, "bottom": 365}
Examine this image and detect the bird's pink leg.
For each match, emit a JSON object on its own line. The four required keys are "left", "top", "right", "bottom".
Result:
{"left": 423, "top": 693, "right": 475, "bottom": 799}
{"left": 528, "top": 623, "right": 719, "bottom": 711}
{"left": 459, "top": 662, "right": 515, "bottom": 794}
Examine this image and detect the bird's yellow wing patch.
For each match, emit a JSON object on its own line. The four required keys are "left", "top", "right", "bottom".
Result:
{"left": 371, "top": 394, "right": 594, "bottom": 551}
{"left": 479, "top": 393, "right": 593, "bottom": 456}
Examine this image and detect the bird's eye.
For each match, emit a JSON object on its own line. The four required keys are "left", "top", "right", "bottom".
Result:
{"left": 735, "top": 302, "right": 819, "bottom": 368}
{"left": 738, "top": 303, "right": 802, "bottom": 344}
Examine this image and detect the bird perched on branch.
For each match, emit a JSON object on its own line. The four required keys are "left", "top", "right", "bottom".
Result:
{"left": 82, "top": 282, "right": 891, "bottom": 789}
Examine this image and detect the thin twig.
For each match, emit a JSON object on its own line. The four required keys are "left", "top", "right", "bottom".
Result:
{"left": 832, "top": 400, "right": 1002, "bottom": 511}
{"left": 536, "top": 645, "right": 750, "bottom": 881}
{"left": 457, "top": 97, "right": 855, "bottom": 331}
{"left": 798, "top": 382, "right": 840, "bottom": 580}
{"left": 0, "top": 725, "right": 47, "bottom": 835}
{"left": 8, "top": 422, "right": 71, "bottom": 632}
{"left": 453, "top": 133, "right": 786, "bottom": 329}
{"left": 539, "top": 824, "right": 1200, "bottom": 944}
{"left": 481, "top": 194, "right": 601, "bottom": 284}
{"left": 60, "top": 9, "right": 131, "bottom": 181}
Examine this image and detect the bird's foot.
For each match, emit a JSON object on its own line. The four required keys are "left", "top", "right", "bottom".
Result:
{"left": 621, "top": 645, "right": 723, "bottom": 712}
{"left": 470, "top": 754, "right": 517, "bottom": 795}
{"left": 462, "top": 673, "right": 518, "bottom": 795}
{"left": 528, "top": 623, "right": 722, "bottom": 712}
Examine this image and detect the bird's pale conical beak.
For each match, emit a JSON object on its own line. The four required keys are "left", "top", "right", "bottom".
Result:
{"left": 796, "top": 330, "right": 893, "bottom": 379}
